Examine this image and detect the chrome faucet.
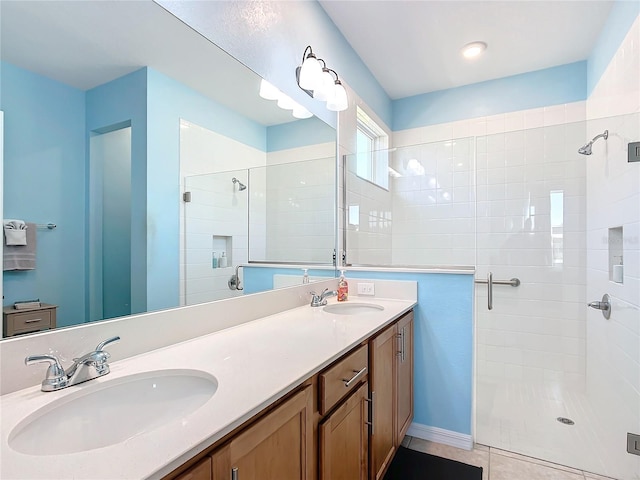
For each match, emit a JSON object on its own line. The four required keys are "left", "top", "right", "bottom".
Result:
{"left": 310, "top": 288, "right": 338, "bottom": 307}
{"left": 25, "top": 336, "right": 120, "bottom": 392}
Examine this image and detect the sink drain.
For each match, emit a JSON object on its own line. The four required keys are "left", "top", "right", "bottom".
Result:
{"left": 557, "top": 417, "right": 575, "bottom": 425}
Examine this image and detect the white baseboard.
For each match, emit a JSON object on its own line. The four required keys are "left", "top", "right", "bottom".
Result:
{"left": 406, "top": 422, "right": 473, "bottom": 451}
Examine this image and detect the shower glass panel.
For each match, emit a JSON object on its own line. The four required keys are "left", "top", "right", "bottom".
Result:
{"left": 475, "top": 114, "right": 640, "bottom": 479}
{"left": 248, "top": 156, "right": 336, "bottom": 264}
{"left": 183, "top": 169, "right": 248, "bottom": 305}
{"left": 345, "top": 138, "right": 476, "bottom": 267}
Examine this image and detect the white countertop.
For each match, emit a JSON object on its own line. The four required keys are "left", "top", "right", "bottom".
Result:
{"left": 0, "top": 296, "right": 415, "bottom": 480}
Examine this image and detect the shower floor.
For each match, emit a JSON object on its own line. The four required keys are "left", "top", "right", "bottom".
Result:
{"left": 475, "top": 378, "right": 626, "bottom": 479}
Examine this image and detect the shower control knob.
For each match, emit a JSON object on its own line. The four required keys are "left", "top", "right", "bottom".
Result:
{"left": 588, "top": 294, "right": 611, "bottom": 319}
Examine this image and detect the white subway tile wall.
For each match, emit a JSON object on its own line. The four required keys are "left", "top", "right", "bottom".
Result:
{"left": 260, "top": 157, "right": 336, "bottom": 263}
{"left": 179, "top": 120, "right": 265, "bottom": 306}
{"left": 583, "top": 16, "right": 640, "bottom": 480}
{"left": 387, "top": 15, "right": 639, "bottom": 478}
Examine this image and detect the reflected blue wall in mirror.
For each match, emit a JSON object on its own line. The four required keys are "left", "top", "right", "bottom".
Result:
{"left": 2, "top": 60, "right": 335, "bottom": 328}
{"left": 266, "top": 118, "right": 335, "bottom": 152}
{"left": 243, "top": 267, "right": 336, "bottom": 294}
{"left": 2, "top": 62, "right": 86, "bottom": 327}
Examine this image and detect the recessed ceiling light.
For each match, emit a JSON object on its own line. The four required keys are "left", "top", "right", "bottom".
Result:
{"left": 461, "top": 41, "right": 487, "bottom": 59}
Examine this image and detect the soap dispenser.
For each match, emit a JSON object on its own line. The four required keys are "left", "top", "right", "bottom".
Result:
{"left": 302, "top": 268, "right": 309, "bottom": 284}
{"left": 337, "top": 270, "right": 349, "bottom": 302}
{"left": 613, "top": 256, "right": 623, "bottom": 283}
{"left": 219, "top": 251, "right": 228, "bottom": 268}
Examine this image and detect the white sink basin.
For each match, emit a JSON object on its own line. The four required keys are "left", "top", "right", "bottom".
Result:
{"left": 323, "top": 303, "right": 384, "bottom": 315}
{"left": 9, "top": 369, "right": 217, "bottom": 455}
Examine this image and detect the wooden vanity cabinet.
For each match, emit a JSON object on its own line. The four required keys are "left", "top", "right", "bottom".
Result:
{"left": 211, "top": 387, "right": 312, "bottom": 480}
{"left": 369, "top": 324, "right": 396, "bottom": 480}
{"left": 369, "top": 310, "right": 414, "bottom": 480}
{"left": 317, "top": 344, "right": 370, "bottom": 480}
{"left": 174, "top": 457, "right": 211, "bottom": 480}
{"left": 395, "top": 311, "right": 414, "bottom": 444}
{"left": 164, "top": 309, "right": 414, "bottom": 480}
{"left": 318, "top": 382, "right": 369, "bottom": 480}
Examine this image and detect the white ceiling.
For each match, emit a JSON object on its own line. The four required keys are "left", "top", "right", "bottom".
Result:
{"left": 319, "top": 0, "right": 614, "bottom": 99}
{"left": 1, "top": 0, "right": 616, "bottom": 122}
{"left": 0, "top": 0, "right": 295, "bottom": 126}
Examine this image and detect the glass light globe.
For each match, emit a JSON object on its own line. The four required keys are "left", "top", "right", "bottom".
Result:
{"left": 259, "top": 79, "right": 280, "bottom": 100}
{"left": 292, "top": 104, "right": 313, "bottom": 119}
{"left": 276, "top": 94, "right": 295, "bottom": 110}
{"left": 299, "top": 53, "right": 322, "bottom": 90}
{"left": 313, "top": 69, "right": 334, "bottom": 102}
{"left": 327, "top": 81, "right": 348, "bottom": 112}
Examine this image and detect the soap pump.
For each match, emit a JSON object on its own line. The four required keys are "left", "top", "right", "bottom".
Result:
{"left": 302, "top": 268, "right": 309, "bottom": 284}
{"left": 337, "top": 270, "right": 349, "bottom": 302}
{"left": 613, "top": 255, "right": 624, "bottom": 283}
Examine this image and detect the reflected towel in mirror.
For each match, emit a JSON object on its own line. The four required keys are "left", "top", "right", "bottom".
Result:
{"left": 3, "top": 219, "right": 27, "bottom": 246}
{"left": 3, "top": 222, "right": 36, "bottom": 270}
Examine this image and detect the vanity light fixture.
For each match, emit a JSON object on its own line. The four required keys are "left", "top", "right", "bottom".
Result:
{"left": 259, "top": 78, "right": 313, "bottom": 119}
{"left": 296, "top": 45, "right": 348, "bottom": 112}
{"left": 461, "top": 41, "right": 487, "bottom": 59}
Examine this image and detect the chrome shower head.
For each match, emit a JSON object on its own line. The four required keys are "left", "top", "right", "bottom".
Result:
{"left": 232, "top": 177, "right": 247, "bottom": 191}
{"left": 578, "top": 142, "right": 593, "bottom": 155}
{"left": 578, "top": 130, "right": 608, "bottom": 155}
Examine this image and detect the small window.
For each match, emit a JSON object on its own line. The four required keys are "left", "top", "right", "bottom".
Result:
{"left": 355, "top": 107, "right": 389, "bottom": 190}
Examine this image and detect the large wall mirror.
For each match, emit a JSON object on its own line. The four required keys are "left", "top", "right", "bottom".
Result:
{"left": 0, "top": 0, "right": 337, "bottom": 337}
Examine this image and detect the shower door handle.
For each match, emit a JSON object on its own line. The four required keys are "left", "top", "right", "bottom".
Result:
{"left": 475, "top": 273, "right": 521, "bottom": 310}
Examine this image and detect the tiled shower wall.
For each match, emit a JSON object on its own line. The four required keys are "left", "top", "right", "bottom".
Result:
{"left": 390, "top": 103, "right": 589, "bottom": 386}
{"left": 180, "top": 121, "right": 338, "bottom": 304}
{"left": 179, "top": 120, "right": 264, "bottom": 305}
{"left": 584, "top": 15, "right": 640, "bottom": 479}
{"left": 389, "top": 137, "right": 476, "bottom": 266}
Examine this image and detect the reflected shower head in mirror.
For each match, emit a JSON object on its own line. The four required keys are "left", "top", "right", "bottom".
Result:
{"left": 578, "top": 130, "right": 608, "bottom": 155}
{"left": 232, "top": 177, "right": 247, "bottom": 191}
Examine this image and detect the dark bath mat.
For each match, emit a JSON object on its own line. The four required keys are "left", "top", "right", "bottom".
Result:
{"left": 384, "top": 446, "right": 483, "bottom": 480}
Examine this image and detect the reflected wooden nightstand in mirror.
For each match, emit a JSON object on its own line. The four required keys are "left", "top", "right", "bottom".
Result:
{"left": 3, "top": 304, "right": 57, "bottom": 338}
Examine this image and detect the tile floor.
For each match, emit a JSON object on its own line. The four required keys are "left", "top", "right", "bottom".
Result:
{"left": 402, "top": 436, "right": 618, "bottom": 480}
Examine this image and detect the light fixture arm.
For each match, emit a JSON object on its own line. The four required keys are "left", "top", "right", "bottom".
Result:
{"left": 301, "top": 45, "right": 313, "bottom": 64}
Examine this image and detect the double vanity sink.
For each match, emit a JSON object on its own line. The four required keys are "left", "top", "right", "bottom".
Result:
{"left": 1, "top": 297, "right": 409, "bottom": 479}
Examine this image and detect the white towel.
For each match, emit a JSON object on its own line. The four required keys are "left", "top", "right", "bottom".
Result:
{"left": 3, "top": 222, "right": 36, "bottom": 270}
{"left": 4, "top": 219, "right": 27, "bottom": 246}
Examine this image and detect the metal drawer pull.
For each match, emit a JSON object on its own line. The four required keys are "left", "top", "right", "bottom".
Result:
{"left": 343, "top": 366, "right": 367, "bottom": 387}
{"left": 365, "top": 392, "right": 375, "bottom": 435}
{"left": 24, "top": 318, "right": 43, "bottom": 323}
{"left": 231, "top": 467, "right": 238, "bottom": 480}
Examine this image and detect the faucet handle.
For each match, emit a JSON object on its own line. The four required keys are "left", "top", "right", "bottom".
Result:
{"left": 25, "top": 354, "right": 68, "bottom": 391}
{"left": 96, "top": 336, "right": 120, "bottom": 352}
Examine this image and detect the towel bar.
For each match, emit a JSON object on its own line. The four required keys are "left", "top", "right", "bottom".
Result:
{"left": 36, "top": 223, "right": 56, "bottom": 230}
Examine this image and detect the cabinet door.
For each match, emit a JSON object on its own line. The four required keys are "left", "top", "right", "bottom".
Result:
{"left": 369, "top": 324, "right": 396, "bottom": 480}
{"left": 319, "top": 382, "right": 369, "bottom": 480}
{"left": 395, "top": 311, "right": 414, "bottom": 444}
{"left": 174, "top": 457, "right": 211, "bottom": 480}
{"left": 212, "top": 387, "right": 311, "bottom": 480}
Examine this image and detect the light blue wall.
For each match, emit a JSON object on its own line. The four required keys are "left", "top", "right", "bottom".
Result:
{"left": 587, "top": 0, "right": 640, "bottom": 93}
{"left": 1, "top": 62, "right": 86, "bottom": 327}
{"left": 243, "top": 266, "right": 475, "bottom": 435}
{"left": 266, "top": 116, "right": 336, "bottom": 152}
{"left": 86, "top": 68, "right": 148, "bottom": 317}
{"left": 393, "top": 62, "right": 587, "bottom": 131}
{"left": 156, "top": 0, "right": 392, "bottom": 129}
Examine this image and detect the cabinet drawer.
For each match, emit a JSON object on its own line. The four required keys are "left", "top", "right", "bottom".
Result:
{"left": 319, "top": 344, "right": 368, "bottom": 415}
{"left": 11, "top": 310, "right": 53, "bottom": 333}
